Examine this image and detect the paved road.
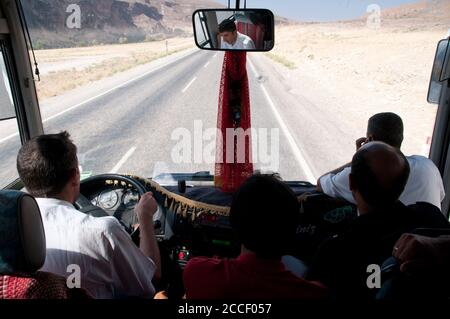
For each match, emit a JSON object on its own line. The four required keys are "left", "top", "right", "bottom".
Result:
{"left": 0, "top": 48, "right": 329, "bottom": 188}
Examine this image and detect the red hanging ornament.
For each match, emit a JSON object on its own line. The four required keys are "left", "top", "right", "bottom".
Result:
{"left": 215, "top": 51, "right": 254, "bottom": 192}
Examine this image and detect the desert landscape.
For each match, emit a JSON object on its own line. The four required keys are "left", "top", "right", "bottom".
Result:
{"left": 21, "top": 0, "right": 221, "bottom": 48}
{"left": 34, "top": 37, "right": 194, "bottom": 98}
{"left": 26, "top": 0, "right": 450, "bottom": 167}
{"left": 264, "top": 0, "right": 450, "bottom": 157}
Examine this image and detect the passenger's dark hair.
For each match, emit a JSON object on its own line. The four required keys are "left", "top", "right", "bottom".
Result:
{"left": 17, "top": 131, "right": 78, "bottom": 198}
{"left": 229, "top": 174, "right": 300, "bottom": 258}
{"left": 219, "top": 19, "right": 237, "bottom": 33}
{"left": 367, "top": 112, "right": 404, "bottom": 148}
{"left": 351, "top": 145, "right": 410, "bottom": 208}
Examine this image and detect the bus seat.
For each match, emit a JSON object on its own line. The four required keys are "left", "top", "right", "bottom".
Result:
{"left": 0, "top": 190, "right": 90, "bottom": 299}
{"left": 237, "top": 22, "right": 264, "bottom": 48}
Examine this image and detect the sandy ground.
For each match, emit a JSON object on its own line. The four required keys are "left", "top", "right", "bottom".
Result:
{"left": 266, "top": 21, "right": 448, "bottom": 158}
{"left": 34, "top": 37, "right": 194, "bottom": 98}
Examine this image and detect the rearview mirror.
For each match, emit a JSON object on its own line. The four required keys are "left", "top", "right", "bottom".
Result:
{"left": 428, "top": 39, "right": 450, "bottom": 104}
{"left": 192, "top": 9, "right": 275, "bottom": 52}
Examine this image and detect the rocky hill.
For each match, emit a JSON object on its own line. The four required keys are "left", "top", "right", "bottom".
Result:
{"left": 21, "top": 0, "right": 222, "bottom": 48}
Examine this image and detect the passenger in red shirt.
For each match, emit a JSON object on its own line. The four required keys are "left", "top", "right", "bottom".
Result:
{"left": 183, "top": 174, "right": 329, "bottom": 299}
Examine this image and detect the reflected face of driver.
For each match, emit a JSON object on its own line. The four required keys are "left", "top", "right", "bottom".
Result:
{"left": 221, "top": 31, "right": 237, "bottom": 45}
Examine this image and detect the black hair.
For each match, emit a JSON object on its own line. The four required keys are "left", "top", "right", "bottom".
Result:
{"left": 219, "top": 19, "right": 237, "bottom": 33}
{"left": 367, "top": 112, "right": 404, "bottom": 148}
{"left": 17, "top": 131, "right": 78, "bottom": 198}
{"left": 351, "top": 145, "right": 410, "bottom": 208}
{"left": 229, "top": 174, "right": 300, "bottom": 258}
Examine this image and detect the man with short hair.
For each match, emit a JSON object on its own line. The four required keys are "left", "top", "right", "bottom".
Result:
{"left": 183, "top": 174, "right": 329, "bottom": 299}
{"left": 17, "top": 132, "right": 161, "bottom": 299}
{"left": 317, "top": 112, "right": 445, "bottom": 210}
{"left": 308, "top": 142, "right": 450, "bottom": 299}
{"left": 219, "top": 19, "right": 256, "bottom": 50}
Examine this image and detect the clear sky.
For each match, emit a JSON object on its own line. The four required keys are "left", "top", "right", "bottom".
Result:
{"left": 215, "top": 0, "right": 422, "bottom": 22}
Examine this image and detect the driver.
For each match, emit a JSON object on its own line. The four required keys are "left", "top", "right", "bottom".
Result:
{"left": 219, "top": 19, "right": 256, "bottom": 50}
{"left": 16, "top": 132, "right": 161, "bottom": 299}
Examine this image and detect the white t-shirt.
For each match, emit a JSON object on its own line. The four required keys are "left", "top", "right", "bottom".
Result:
{"left": 319, "top": 155, "right": 446, "bottom": 211}
{"left": 221, "top": 32, "right": 256, "bottom": 50}
{"left": 36, "top": 198, "right": 156, "bottom": 299}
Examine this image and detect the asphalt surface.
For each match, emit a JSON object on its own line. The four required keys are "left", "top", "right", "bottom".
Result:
{"left": 0, "top": 49, "right": 322, "bottom": 188}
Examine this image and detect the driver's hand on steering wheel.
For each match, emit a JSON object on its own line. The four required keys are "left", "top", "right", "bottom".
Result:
{"left": 135, "top": 192, "right": 158, "bottom": 229}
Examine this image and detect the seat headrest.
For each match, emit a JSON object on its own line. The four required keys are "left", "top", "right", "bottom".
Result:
{"left": 0, "top": 190, "right": 46, "bottom": 274}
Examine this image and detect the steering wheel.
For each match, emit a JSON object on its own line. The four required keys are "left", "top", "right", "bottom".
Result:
{"left": 75, "top": 174, "right": 184, "bottom": 297}
{"left": 75, "top": 174, "right": 147, "bottom": 225}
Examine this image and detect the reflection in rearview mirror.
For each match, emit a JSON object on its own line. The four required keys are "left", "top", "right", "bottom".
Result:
{"left": 193, "top": 9, "right": 275, "bottom": 52}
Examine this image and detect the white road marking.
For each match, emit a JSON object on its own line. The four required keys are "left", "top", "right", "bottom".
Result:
{"left": 182, "top": 76, "right": 197, "bottom": 93}
{"left": 0, "top": 132, "right": 19, "bottom": 144}
{"left": 248, "top": 59, "right": 317, "bottom": 183}
{"left": 0, "top": 49, "right": 198, "bottom": 145}
{"left": 44, "top": 50, "right": 197, "bottom": 123}
{"left": 421, "top": 136, "right": 432, "bottom": 157}
{"left": 110, "top": 146, "right": 137, "bottom": 174}
{"left": 204, "top": 61, "right": 210, "bottom": 68}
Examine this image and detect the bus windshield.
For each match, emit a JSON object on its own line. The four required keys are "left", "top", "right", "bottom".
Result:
{"left": 1, "top": 0, "right": 447, "bottom": 188}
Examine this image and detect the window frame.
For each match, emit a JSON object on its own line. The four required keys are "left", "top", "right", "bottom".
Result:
{"left": 0, "top": 35, "right": 30, "bottom": 189}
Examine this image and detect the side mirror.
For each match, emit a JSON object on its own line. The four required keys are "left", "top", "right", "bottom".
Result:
{"left": 428, "top": 39, "right": 450, "bottom": 104}
{"left": 192, "top": 9, "right": 275, "bottom": 52}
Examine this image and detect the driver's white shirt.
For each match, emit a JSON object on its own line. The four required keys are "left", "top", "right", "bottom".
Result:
{"left": 221, "top": 32, "right": 256, "bottom": 50}
{"left": 36, "top": 198, "right": 156, "bottom": 299}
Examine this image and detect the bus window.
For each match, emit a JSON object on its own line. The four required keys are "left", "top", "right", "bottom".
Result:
{"left": 16, "top": 0, "right": 448, "bottom": 184}
{"left": 0, "top": 45, "right": 21, "bottom": 188}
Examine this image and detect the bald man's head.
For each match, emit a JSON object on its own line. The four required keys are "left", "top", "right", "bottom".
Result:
{"left": 350, "top": 142, "right": 410, "bottom": 209}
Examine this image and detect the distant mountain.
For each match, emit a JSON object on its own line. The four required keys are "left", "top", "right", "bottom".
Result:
{"left": 381, "top": 0, "right": 449, "bottom": 21}
{"left": 21, "top": 0, "right": 223, "bottom": 48}
{"left": 359, "top": 0, "right": 450, "bottom": 29}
